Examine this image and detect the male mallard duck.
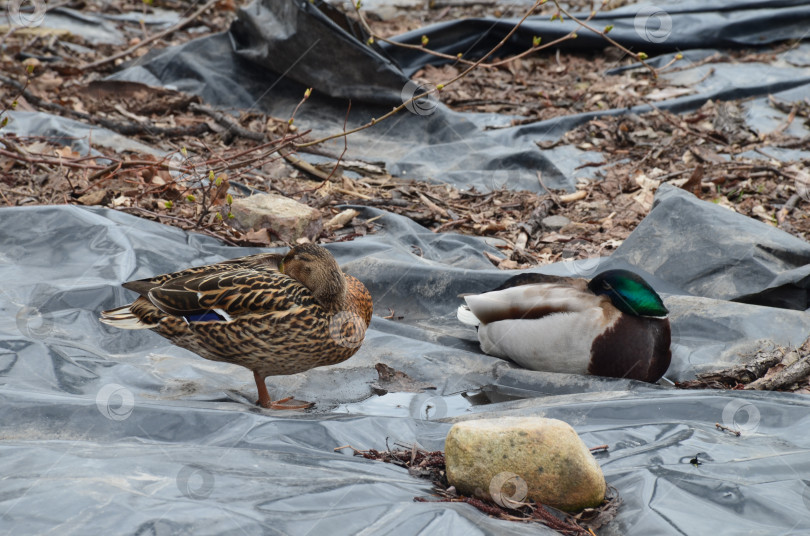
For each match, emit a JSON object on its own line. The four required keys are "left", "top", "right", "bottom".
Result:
{"left": 100, "top": 244, "right": 373, "bottom": 409}
{"left": 457, "top": 269, "right": 670, "bottom": 383}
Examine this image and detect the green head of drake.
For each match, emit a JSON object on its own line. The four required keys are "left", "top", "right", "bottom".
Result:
{"left": 587, "top": 270, "right": 668, "bottom": 318}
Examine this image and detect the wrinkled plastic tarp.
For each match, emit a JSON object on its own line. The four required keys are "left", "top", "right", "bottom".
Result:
{"left": 3, "top": 185, "right": 810, "bottom": 534}
{"left": 4, "top": 0, "right": 810, "bottom": 533}
{"left": 101, "top": 0, "right": 810, "bottom": 192}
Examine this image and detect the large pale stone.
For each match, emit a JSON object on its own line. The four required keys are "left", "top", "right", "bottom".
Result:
{"left": 229, "top": 193, "right": 322, "bottom": 242}
{"left": 445, "top": 417, "right": 606, "bottom": 512}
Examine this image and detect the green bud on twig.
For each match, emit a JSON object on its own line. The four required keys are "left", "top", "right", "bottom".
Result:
{"left": 367, "top": 37, "right": 374, "bottom": 45}
{"left": 675, "top": 53, "right": 683, "bottom": 60}
{"left": 186, "top": 195, "right": 196, "bottom": 202}
{"left": 532, "top": 36, "right": 541, "bottom": 47}
{"left": 421, "top": 35, "right": 429, "bottom": 47}
{"left": 436, "top": 84, "right": 444, "bottom": 91}
{"left": 164, "top": 200, "right": 173, "bottom": 209}
{"left": 226, "top": 194, "right": 233, "bottom": 205}
{"left": 604, "top": 25, "right": 613, "bottom": 34}
{"left": 304, "top": 87, "right": 312, "bottom": 98}
{"left": 638, "top": 52, "right": 648, "bottom": 60}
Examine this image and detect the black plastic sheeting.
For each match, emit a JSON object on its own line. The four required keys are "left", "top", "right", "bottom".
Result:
{"left": 3, "top": 0, "right": 810, "bottom": 533}
{"left": 97, "top": 0, "right": 810, "bottom": 192}
{"left": 3, "top": 187, "right": 810, "bottom": 534}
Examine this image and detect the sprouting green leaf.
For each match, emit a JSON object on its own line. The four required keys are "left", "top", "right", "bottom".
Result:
{"left": 226, "top": 194, "right": 233, "bottom": 205}
{"left": 604, "top": 25, "right": 613, "bottom": 34}
{"left": 186, "top": 194, "right": 196, "bottom": 202}
{"left": 532, "top": 36, "right": 541, "bottom": 47}
{"left": 421, "top": 35, "right": 429, "bottom": 47}
{"left": 164, "top": 200, "right": 173, "bottom": 209}
{"left": 638, "top": 52, "right": 648, "bottom": 61}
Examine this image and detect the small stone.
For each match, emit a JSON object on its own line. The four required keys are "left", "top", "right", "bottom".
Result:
{"left": 77, "top": 189, "right": 107, "bottom": 206}
{"left": 229, "top": 193, "right": 322, "bottom": 243}
{"left": 541, "top": 215, "right": 571, "bottom": 231}
{"left": 445, "top": 417, "right": 606, "bottom": 512}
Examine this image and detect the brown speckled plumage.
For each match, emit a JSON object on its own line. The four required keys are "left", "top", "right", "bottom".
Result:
{"left": 100, "top": 244, "right": 373, "bottom": 409}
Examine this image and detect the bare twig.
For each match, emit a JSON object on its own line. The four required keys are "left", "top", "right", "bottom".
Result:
{"left": 80, "top": 0, "right": 220, "bottom": 71}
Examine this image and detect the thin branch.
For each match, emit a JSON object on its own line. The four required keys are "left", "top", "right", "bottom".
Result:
{"left": 80, "top": 0, "right": 219, "bottom": 71}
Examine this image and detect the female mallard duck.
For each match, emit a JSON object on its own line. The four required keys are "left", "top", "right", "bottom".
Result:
{"left": 457, "top": 269, "right": 670, "bottom": 383}
{"left": 100, "top": 244, "right": 373, "bottom": 409}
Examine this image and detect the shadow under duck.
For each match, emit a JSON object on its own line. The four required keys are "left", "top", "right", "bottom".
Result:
{"left": 457, "top": 269, "right": 671, "bottom": 383}
{"left": 101, "top": 244, "right": 373, "bottom": 409}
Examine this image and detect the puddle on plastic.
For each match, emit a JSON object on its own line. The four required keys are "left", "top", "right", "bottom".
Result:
{"left": 333, "top": 387, "right": 527, "bottom": 420}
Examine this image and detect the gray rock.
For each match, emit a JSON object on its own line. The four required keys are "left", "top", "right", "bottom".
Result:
{"left": 541, "top": 215, "right": 571, "bottom": 231}
{"left": 445, "top": 417, "right": 606, "bottom": 512}
{"left": 229, "top": 193, "right": 322, "bottom": 242}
